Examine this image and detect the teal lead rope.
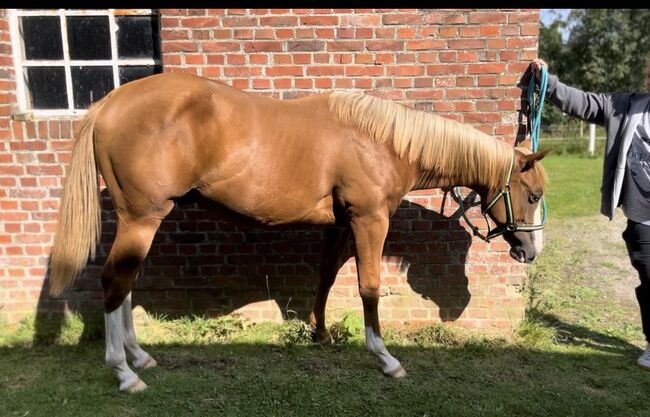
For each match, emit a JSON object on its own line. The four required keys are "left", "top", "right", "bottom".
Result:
{"left": 527, "top": 64, "right": 548, "bottom": 152}
{"left": 527, "top": 63, "right": 548, "bottom": 224}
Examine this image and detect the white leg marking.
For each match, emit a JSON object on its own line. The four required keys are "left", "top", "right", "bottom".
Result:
{"left": 365, "top": 326, "right": 406, "bottom": 377}
{"left": 105, "top": 305, "right": 146, "bottom": 392}
{"left": 122, "top": 293, "right": 156, "bottom": 369}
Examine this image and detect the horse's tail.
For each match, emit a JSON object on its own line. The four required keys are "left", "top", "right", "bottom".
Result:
{"left": 49, "top": 95, "right": 111, "bottom": 296}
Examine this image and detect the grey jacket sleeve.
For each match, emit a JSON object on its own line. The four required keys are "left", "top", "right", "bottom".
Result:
{"left": 545, "top": 73, "right": 611, "bottom": 126}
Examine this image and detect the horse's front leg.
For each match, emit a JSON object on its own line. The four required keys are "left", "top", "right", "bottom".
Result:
{"left": 310, "top": 227, "right": 350, "bottom": 344}
{"left": 351, "top": 212, "right": 407, "bottom": 378}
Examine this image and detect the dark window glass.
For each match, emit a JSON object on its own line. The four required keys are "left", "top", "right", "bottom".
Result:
{"left": 25, "top": 67, "right": 68, "bottom": 109}
{"left": 71, "top": 66, "right": 114, "bottom": 109}
{"left": 21, "top": 16, "right": 63, "bottom": 60}
{"left": 116, "top": 16, "right": 160, "bottom": 59}
{"left": 119, "top": 65, "right": 162, "bottom": 85}
{"left": 66, "top": 16, "right": 111, "bottom": 60}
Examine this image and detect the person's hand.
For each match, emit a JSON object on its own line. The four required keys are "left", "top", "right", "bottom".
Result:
{"left": 530, "top": 59, "right": 548, "bottom": 80}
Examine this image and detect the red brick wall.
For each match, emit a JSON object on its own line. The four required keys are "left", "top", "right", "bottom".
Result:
{"left": 0, "top": 9, "right": 540, "bottom": 333}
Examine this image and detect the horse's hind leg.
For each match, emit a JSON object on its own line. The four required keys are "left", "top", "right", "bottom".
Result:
{"left": 351, "top": 213, "right": 406, "bottom": 378}
{"left": 310, "top": 227, "right": 350, "bottom": 344}
{"left": 122, "top": 292, "right": 157, "bottom": 369}
{"left": 102, "top": 214, "right": 167, "bottom": 393}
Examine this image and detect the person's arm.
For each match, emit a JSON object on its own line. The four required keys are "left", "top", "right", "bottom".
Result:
{"left": 531, "top": 59, "right": 610, "bottom": 126}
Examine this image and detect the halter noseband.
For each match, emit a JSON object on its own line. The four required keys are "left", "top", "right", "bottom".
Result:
{"left": 451, "top": 151, "right": 546, "bottom": 242}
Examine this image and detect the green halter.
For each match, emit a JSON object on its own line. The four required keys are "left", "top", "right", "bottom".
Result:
{"left": 451, "top": 150, "right": 546, "bottom": 242}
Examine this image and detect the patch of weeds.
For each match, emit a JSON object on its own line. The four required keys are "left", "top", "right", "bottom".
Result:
{"left": 409, "top": 323, "right": 463, "bottom": 347}
{"left": 0, "top": 306, "right": 16, "bottom": 346}
{"left": 232, "top": 321, "right": 282, "bottom": 344}
{"left": 78, "top": 314, "right": 105, "bottom": 342}
{"left": 462, "top": 335, "right": 509, "bottom": 355}
{"left": 329, "top": 311, "right": 364, "bottom": 344}
{"left": 55, "top": 313, "right": 86, "bottom": 345}
{"left": 134, "top": 312, "right": 169, "bottom": 343}
{"left": 516, "top": 306, "right": 560, "bottom": 347}
{"left": 381, "top": 327, "right": 407, "bottom": 345}
{"left": 139, "top": 314, "right": 249, "bottom": 344}
{"left": 179, "top": 315, "right": 247, "bottom": 342}
{"left": 278, "top": 319, "right": 313, "bottom": 347}
{"left": 29, "top": 312, "right": 104, "bottom": 345}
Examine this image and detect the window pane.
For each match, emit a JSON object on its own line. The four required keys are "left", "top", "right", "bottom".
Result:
{"left": 66, "top": 16, "right": 111, "bottom": 60}
{"left": 119, "top": 65, "right": 162, "bottom": 85}
{"left": 116, "top": 16, "right": 160, "bottom": 59}
{"left": 21, "top": 16, "right": 63, "bottom": 60}
{"left": 25, "top": 67, "right": 68, "bottom": 109}
{"left": 71, "top": 66, "right": 114, "bottom": 109}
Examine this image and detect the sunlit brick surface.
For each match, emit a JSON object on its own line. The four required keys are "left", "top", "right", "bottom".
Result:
{"left": 0, "top": 9, "right": 539, "bottom": 333}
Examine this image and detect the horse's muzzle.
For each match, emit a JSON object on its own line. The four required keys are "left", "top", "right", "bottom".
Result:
{"left": 509, "top": 246, "right": 535, "bottom": 263}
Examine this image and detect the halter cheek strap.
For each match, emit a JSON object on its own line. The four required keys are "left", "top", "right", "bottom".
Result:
{"left": 451, "top": 151, "right": 546, "bottom": 243}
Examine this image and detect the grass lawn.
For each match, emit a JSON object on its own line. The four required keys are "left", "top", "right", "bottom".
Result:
{"left": 1, "top": 317, "right": 649, "bottom": 417}
{"left": 1, "top": 154, "right": 649, "bottom": 417}
{"left": 541, "top": 154, "right": 603, "bottom": 218}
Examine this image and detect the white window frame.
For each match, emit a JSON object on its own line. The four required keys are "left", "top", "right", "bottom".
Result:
{"left": 10, "top": 8, "right": 161, "bottom": 118}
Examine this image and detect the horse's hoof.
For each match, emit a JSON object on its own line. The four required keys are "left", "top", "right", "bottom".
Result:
{"left": 122, "top": 378, "right": 148, "bottom": 394}
{"left": 134, "top": 356, "right": 158, "bottom": 369}
{"left": 312, "top": 329, "right": 333, "bottom": 345}
{"left": 315, "top": 333, "right": 333, "bottom": 345}
{"left": 384, "top": 365, "right": 407, "bottom": 378}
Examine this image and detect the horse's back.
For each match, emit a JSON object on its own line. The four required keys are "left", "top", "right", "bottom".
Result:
{"left": 91, "top": 73, "right": 357, "bottom": 224}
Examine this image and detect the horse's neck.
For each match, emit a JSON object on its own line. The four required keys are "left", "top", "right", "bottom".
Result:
{"left": 411, "top": 168, "right": 488, "bottom": 192}
{"left": 409, "top": 136, "right": 510, "bottom": 192}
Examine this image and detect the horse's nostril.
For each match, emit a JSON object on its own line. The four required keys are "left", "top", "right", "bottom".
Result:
{"left": 509, "top": 247, "right": 527, "bottom": 263}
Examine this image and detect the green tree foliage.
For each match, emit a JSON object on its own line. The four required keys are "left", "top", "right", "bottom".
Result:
{"left": 538, "top": 19, "right": 571, "bottom": 128}
{"left": 539, "top": 20, "right": 570, "bottom": 81}
{"left": 566, "top": 9, "right": 650, "bottom": 93}
{"left": 538, "top": 9, "right": 650, "bottom": 130}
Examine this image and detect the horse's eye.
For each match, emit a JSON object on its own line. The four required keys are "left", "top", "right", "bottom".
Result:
{"left": 529, "top": 194, "right": 541, "bottom": 204}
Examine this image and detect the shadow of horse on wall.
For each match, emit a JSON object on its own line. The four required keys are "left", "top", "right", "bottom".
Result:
{"left": 33, "top": 189, "right": 472, "bottom": 343}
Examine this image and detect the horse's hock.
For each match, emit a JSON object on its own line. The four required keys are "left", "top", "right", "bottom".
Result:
{"left": 1, "top": 9, "right": 540, "bottom": 334}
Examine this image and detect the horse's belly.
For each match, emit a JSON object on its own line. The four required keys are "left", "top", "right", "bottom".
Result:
{"left": 198, "top": 179, "right": 336, "bottom": 226}
{"left": 247, "top": 193, "right": 336, "bottom": 226}
{"left": 283, "top": 194, "right": 336, "bottom": 225}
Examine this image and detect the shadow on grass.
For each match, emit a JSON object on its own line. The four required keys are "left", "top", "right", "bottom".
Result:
{"left": 2, "top": 335, "right": 650, "bottom": 417}
{"left": 523, "top": 305, "right": 643, "bottom": 356}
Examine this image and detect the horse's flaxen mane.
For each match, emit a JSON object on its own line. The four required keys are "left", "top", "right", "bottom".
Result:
{"left": 328, "top": 91, "right": 515, "bottom": 190}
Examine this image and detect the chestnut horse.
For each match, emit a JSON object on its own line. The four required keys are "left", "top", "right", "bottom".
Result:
{"left": 49, "top": 72, "right": 548, "bottom": 393}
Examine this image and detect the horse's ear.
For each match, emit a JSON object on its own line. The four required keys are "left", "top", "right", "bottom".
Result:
{"left": 519, "top": 149, "right": 551, "bottom": 172}
{"left": 517, "top": 138, "right": 532, "bottom": 149}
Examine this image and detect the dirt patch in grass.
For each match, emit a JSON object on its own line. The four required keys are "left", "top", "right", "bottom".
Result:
{"left": 297, "top": 357, "right": 331, "bottom": 372}
{"left": 593, "top": 217, "right": 638, "bottom": 304}
{"left": 529, "top": 212, "right": 644, "bottom": 346}
{"left": 159, "top": 354, "right": 234, "bottom": 371}
{"left": 545, "top": 213, "right": 637, "bottom": 305}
